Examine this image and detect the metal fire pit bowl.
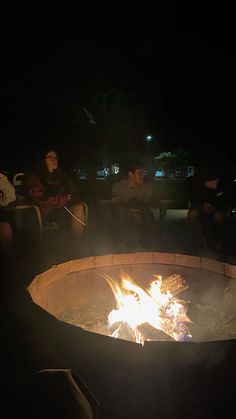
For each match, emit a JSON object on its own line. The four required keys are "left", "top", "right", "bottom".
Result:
{"left": 28, "top": 252, "right": 236, "bottom": 343}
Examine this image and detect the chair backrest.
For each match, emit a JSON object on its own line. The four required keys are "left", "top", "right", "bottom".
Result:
{"left": 13, "top": 172, "right": 25, "bottom": 187}
{"left": 12, "top": 172, "right": 27, "bottom": 203}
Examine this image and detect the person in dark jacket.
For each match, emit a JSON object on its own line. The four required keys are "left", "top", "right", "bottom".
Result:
{"left": 24, "top": 148, "right": 86, "bottom": 236}
{"left": 187, "top": 167, "right": 232, "bottom": 253}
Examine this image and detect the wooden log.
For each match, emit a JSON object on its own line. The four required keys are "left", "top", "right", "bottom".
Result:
{"left": 159, "top": 274, "right": 189, "bottom": 296}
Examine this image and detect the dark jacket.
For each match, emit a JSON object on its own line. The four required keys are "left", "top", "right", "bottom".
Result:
{"left": 187, "top": 175, "right": 231, "bottom": 212}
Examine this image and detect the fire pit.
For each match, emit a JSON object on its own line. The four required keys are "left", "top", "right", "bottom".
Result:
{"left": 28, "top": 252, "right": 236, "bottom": 344}
{"left": 27, "top": 252, "right": 236, "bottom": 418}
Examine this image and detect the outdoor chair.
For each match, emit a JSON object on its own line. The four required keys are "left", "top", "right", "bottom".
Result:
{"left": 12, "top": 171, "right": 88, "bottom": 232}
{"left": 8, "top": 172, "right": 89, "bottom": 262}
{"left": 1, "top": 204, "right": 44, "bottom": 257}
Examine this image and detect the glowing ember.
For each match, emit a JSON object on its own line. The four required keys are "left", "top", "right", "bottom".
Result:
{"left": 102, "top": 272, "right": 192, "bottom": 345}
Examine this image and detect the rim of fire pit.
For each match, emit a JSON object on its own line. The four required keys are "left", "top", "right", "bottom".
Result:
{"left": 27, "top": 252, "right": 236, "bottom": 344}
{"left": 28, "top": 252, "right": 236, "bottom": 302}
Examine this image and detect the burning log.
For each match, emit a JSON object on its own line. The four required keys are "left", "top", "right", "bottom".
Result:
{"left": 158, "top": 274, "right": 189, "bottom": 297}
{"left": 101, "top": 272, "right": 192, "bottom": 343}
{"left": 138, "top": 323, "right": 174, "bottom": 342}
{"left": 109, "top": 321, "right": 140, "bottom": 342}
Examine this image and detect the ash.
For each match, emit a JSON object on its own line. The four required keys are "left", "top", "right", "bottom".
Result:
{"left": 58, "top": 302, "right": 236, "bottom": 342}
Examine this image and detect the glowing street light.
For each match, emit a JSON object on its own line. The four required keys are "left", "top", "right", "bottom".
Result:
{"left": 145, "top": 135, "right": 153, "bottom": 143}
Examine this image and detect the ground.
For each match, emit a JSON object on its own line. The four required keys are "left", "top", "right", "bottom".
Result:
{"left": 1, "top": 207, "right": 236, "bottom": 418}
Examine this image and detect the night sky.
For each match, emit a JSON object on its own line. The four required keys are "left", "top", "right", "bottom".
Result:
{"left": 2, "top": 5, "right": 236, "bottom": 171}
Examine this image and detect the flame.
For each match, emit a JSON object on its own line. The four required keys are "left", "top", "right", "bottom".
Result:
{"left": 102, "top": 273, "right": 192, "bottom": 345}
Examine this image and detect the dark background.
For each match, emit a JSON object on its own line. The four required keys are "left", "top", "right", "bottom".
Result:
{"left": 1, "top": 4, "right": 236, "bottom": 171}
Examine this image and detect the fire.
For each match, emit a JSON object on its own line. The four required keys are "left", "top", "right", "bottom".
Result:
{"left": 102, "top": 272, "right": 192, "bottom": 344}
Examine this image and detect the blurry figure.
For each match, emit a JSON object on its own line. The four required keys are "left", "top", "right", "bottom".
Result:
{"left": 187, "top": 167, "right": 232, "bottom": 253}
{"left": 111, "top": 162, "right": 155, "bottom": 251}
{"left": 0, "top": 169, "right": 16, "bottom": 206}
{"left": 0, "top": 169, "right": 16, "bottom": 258}
{"left": 24, "top": 148, "right": 86, "bottom": 237}
{"left": 26, "top": 369, "right": 97, "bottom": 419}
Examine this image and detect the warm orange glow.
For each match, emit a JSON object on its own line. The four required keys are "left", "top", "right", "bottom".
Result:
{"left": 102, "top": 273, "right": 192, "bottom": 344}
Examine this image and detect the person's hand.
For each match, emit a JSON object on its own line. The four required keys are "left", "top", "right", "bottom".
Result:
{"left": 62, "top": 194, "right": 73, "bottom": 205}
{"left": 128, "top": 208, "right": 142, "bottom": 223}
{"left": 202, "top": 202, "right": 215, "bottom": 214}
{"left": 55, "top": 195, "right": 72, "bottom": 207}
{"left": 66, "top": 194, "right": 81, "bottom": 205}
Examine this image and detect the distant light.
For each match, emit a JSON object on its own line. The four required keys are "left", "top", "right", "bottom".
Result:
{"left": 145, "top": 135, "right": 152, "bottom": 143}
{"left": 187, "top": 166, "right": 195, "bottom": 177}
{"left": 155, "top": 170, "right": 165, "bottom": 177}
{"left": 96, "top": 168, "right": 110, "bottom": 178}
{"left": 111, "top": 164, "right": 119, "bottom": 174}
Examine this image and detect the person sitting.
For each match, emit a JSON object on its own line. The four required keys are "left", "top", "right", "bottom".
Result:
{"left": 0, "top": 169, "right": 16, "bottom": 259}
{"left": 111, "top": 162, "right": 155, "bottom": 251}
{"left": 24, "top": 148, "right": 86, "bottom": 238}
{"left": 0, "top": 169, "right": 16, "bottom": 207}
{"left": 187, "top": 167, "right": 232, "bottom": 253}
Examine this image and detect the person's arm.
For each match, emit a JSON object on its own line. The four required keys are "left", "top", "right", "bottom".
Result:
{"left": 29, "top": 188, "right": 70, "bottom": 208}
{"left": 26, "top": 174, "right": 71, "bottom": 215}
{"left": 202, "top": 202, "right": 215, "bottom": 213}
{"left": 0, "top": 173, "right": 16, "bottom": 206}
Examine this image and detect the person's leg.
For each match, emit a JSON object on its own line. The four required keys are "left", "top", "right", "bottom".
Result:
{"left": 0, "top": 221, "right": 13, "bottom": 258}
{"left": 210, "top": 210, "right": 227, "bottom": 252}
{"left": 0, "top": 221, "right": 14, "bottom": 308}
{"left": 187, "top": 207, "right": 207, "bottom": 253}
{"left": 112, "top": 212, "right": 141, "bottom": 252}
{"left": 69, "top": 203, "right": 86, "bottom": 236}
{"left": 140, "top": 210, "right": 156, "bottom": 250}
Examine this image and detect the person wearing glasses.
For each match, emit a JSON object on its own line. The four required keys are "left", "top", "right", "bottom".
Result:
{"left": 24, "top": 148, "right": 86, "bottom": 237}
